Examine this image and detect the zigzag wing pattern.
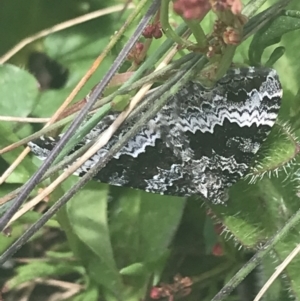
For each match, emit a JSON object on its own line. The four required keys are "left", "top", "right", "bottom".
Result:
{"left": 28, "top": 67, "right": 282, "bottom": 204}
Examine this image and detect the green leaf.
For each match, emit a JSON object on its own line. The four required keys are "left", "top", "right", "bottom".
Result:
{"left": 0, "top": 124, "right": 36, "bottom": 183}
{"left": 119, "top": 262, "right": 147, "bottom": 276}
{"left": 6, "top": 260, "right": 84, "bottom": 289}
{"left": 137, "top": 192, "right": 186, "bottom": 261}
{"left": 104, "top": 188, "right": 185, "bottom": 299}
{"left": 249, "top": 13, "right": 300, "bottom": 65}
{"left": 0, "top": 64, "right": 39, "bottom": 182}
{"left": 109, "top": 187, "right": 186, "bottom": 265}
{"left": 247, "top": 122, "right": 298, "bottom": 182}
{"left": 66, "top": 182, "right": 123, "bottom": 297}
{"left": 0, "top": 64, "right": 38, "bottom": 117}
{"left": 71, "top": 283, "right": 99, "bottom": 301}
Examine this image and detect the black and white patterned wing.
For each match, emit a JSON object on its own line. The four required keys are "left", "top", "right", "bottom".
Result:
{"left": 28, "top": 67, "right": 282, "bottom": 204}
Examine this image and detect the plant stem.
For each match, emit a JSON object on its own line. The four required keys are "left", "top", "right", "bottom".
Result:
{"left": 184, "top": 19, "right": 207, "bottom": 48}
{"left": 160, "top": 0, "right": 192, "bottom": 47}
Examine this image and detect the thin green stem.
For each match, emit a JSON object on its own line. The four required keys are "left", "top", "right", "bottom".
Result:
{"left": 215, "top": 45, "right": 236, "bottom": 81}
{"left": 160, "top": 0, "right": 192, "bottom": 47}
{"left": 183, "top": 19, "right": 207, "bottom": 48}
{"left": 119, "top": 22, "right": 188, "bottom": 89}
{"left": 53, "top": 102, "right": 112, "bottom": 164}
{"left": 192, "top": 261, "right": 233, "bottom": 285}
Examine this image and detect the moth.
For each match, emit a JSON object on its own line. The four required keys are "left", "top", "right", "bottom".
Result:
{"left": 28, "top": 67, "right": 282, "bottom": 204}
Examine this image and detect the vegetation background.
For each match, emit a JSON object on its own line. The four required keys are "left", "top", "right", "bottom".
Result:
{"left": 0, "top": 0, "right": 300, "bottom": 300}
